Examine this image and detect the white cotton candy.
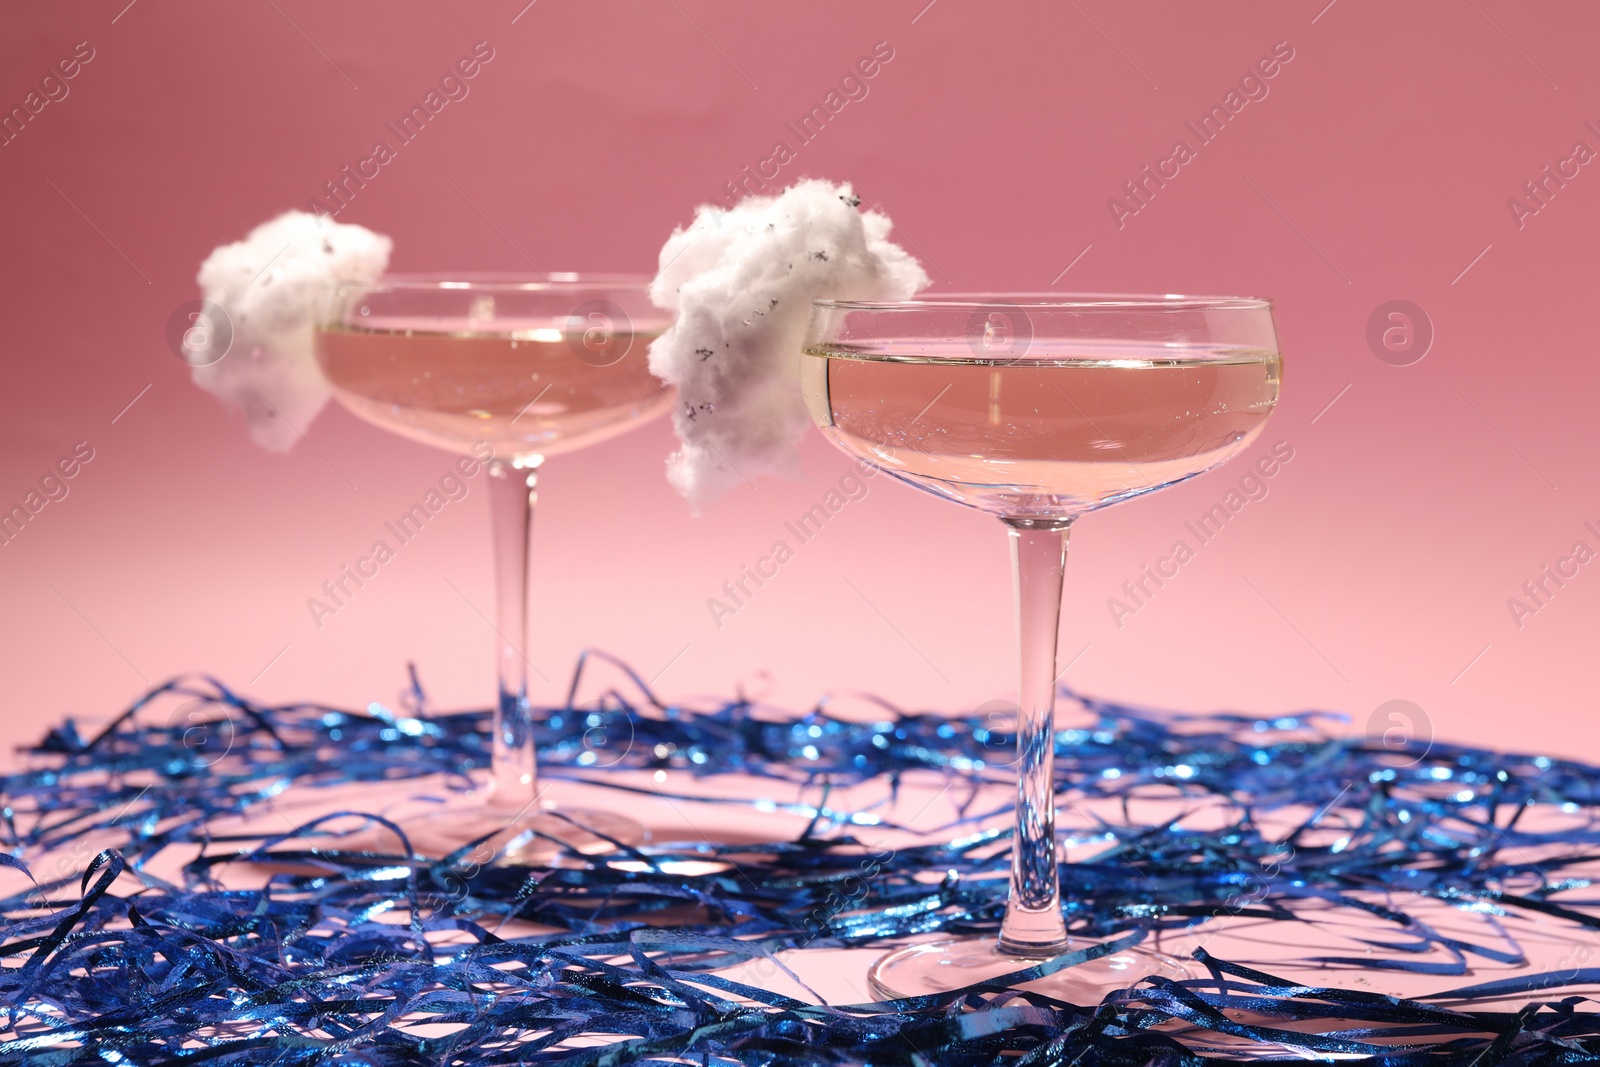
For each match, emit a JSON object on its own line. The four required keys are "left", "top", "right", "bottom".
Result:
{"left": 649, "top": 179, "right": 929, "bottom": 511}
{"left": 193, "top": 211, "right": 392, "bottom": 452}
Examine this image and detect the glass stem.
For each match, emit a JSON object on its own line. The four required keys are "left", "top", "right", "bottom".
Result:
{"left": 486, "top": 456, "right": 543, "bottom": 814}
{"left": 998, "top": 517, "right": 1073, "bottom": 957}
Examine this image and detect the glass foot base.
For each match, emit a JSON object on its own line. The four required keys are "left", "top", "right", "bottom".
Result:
{"left": 867, "top": 936, "right": 1195, "bottom": 1003}
{"left": 408, "top": 804, "right": 645, "bottom": 863}
{"left": 336, "top": 801, "right": 646, "bottom": 864}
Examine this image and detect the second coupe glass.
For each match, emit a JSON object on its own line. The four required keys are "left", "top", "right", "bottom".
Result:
{"left": 801, "top": 294, "right": 1282, "bottom": 1000}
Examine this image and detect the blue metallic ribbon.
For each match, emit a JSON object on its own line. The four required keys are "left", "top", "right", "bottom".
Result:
{"left": 1, "top": 651, "right": 1598, "bottom": 1063}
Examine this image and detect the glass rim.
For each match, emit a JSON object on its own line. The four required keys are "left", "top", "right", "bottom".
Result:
{"left": 812, "top": 292, "right": 1272, "bottom": 312}
{"left": 334, "top": 272, "right": 654, "bottom": 294}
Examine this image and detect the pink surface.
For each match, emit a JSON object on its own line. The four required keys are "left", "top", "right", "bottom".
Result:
{"left": 1, "top": 1, "right": 1595, "bottom": 760}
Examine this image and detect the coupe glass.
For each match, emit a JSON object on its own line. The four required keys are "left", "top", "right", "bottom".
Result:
{"left": 800, "top": 294, "right": 1281, "bottom": 1001}
{"left": 314, "top": 275, "right": 670, "bottom": 860}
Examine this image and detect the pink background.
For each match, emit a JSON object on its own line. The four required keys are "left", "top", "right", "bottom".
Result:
{"left": 1, "top": 0, "right": 1595, "bottom": 757}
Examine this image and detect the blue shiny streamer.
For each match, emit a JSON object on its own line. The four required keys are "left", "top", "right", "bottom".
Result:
{"left": 0, "top": 652, "right": 1598, "bottom": 1063}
